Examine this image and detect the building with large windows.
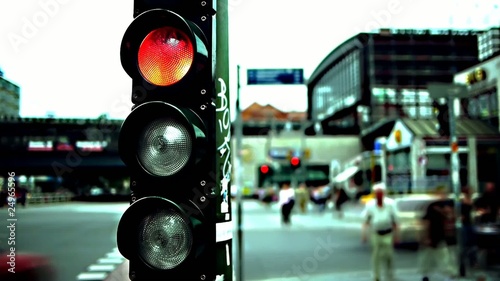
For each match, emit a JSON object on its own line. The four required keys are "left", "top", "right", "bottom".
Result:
{"left": 307, "top": 28, "right": 500, "bottom": 194}
{"left": 0, "top": 76, "right": 20, "bottom": 117}
{"left": 307, "top": 28, "right": 480, "bottom": 139}
{"left": 452, "top": 53, "right": 500, "bottom": 191}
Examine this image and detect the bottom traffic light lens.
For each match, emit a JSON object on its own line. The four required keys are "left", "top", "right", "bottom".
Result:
{"left": 138, "top": 117, "right": 193, "bottom": 177}
{"left": 117, "top": 197, "right": 205, "bottom": 271}
{"left": 138, "top": 208, "right": 193, "bottom": 270}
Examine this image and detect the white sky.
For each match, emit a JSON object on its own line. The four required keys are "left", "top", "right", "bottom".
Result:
{"left": 0, "top": 0, "right": 499, "bottom": 120}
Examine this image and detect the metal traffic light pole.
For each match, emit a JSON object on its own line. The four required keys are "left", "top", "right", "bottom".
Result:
{"left": 235, "top": 64, "right": 244, "bottom": 281}
{"left": 428, "top": 82, "right": 467, "bottom": 276}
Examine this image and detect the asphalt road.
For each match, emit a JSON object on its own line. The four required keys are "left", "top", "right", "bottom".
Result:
{"left": 0, "top": 202, "right": 128, "bottom": 281}
{"left": 239, "top": 200, "right": 419, "bottom": 281}
{"left": 0, "top": 200, "right": 467, "bottom": 281}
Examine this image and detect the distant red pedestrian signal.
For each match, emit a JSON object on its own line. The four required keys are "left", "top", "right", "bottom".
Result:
{"left": 290, "top": 156, "right": 301, "bottom": 169}
{"left": 260, "top": 164, "right": 270, "bottom": 174}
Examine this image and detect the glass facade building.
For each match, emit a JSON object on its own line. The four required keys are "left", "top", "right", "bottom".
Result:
{"left": 307, "top": 29, "right": 480, "bottom": 135}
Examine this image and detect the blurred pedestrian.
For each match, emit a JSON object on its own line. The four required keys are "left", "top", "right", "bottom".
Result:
{"left": 475, "top": 182, "right": 499, "bottom": 223}
{"left": 459, "top": 186, "right": 478, "bottom": 275}
{"left": 362, "top": 182, "right": 399, "bottom": 281}
{"left": 474, "top": 182, "right": 500, "bottom": 269}
{"left": 418, "top": 186, "right": 458, "bottom": 281}
{"left": 295, "top": 182, "right": 309, "bottom": 213}
{"left": 278, "top": 181, "right": 295, "bottom": 225}
{"left": 0, "top": 189, "right": 7, "bottom": 208}
{"left": 311, "top": 185, "right": 329, "bottom": 212}
{"left": 334, "top": 184, "right": 349, "bottom": 218}
{"left": 16, "top": 186, "right": 28, "bottom": 207}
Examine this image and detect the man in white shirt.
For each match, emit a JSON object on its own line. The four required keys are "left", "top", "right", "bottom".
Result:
{"left": 362, "top": 182, "right": 399, "bottom": 281}
{"left": 278, "top": 181, "right": 295, "bottom": 225}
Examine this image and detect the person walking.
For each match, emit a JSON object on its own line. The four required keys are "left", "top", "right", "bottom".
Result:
{"left": 475, "top": 182, "right": 499, "bottom": 223}
{"left": 459, "top": 186, "right": 478, "bottom": 276}
{"left": 278, "top": 181, "right": 295, "bottom": 225}
{"left": 334, "top": 184, "right": 349, "bottom": 218}
{"left": 418, "top": 186, "right": 458, "bottom": 281}
{"left": 362, "top": 182, "right": 399, "bottom": 281}
{"left": 295, "top": 182, "right": 309, "bottom": 213}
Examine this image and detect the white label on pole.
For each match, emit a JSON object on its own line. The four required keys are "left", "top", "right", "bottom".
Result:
{"left": 216, "top": 221, "right": 233, "bottom": 242}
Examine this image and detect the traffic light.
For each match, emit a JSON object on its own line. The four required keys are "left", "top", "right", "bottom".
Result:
{"left": 116, "top": 1, "right": 232, "bottom": 280}
{"left": 290, "top": 156, "right": 301, "bottom": 170}
{"left": 434, "top": 101, "right": 450, "bottom": 136}
{"left": 257, "top": 164, "right": 274, "bottom": 187}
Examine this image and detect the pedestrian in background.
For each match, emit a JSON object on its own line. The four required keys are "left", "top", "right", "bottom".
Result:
{"left": 475, "top": 182, "right": 499, "bottom": 223}
{"left": 278, "top": 181, "right": 295, "bottom": 225}
{"left": 418, "top": 186, "right": 458, "bottom": 281}
{"left": 334, "top": 184, "right": 349, "bottom": 218}
{"left": 295, "top": 182, "right": 309, "bottom": 213}
{"left": 459, "top": 186, "right": 478, "bottom": 276}
{"left": 362, "top": 182, "right": 399, "bottom": 281}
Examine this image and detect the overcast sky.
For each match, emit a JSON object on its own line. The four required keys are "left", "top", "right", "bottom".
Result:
{"left": 0, "top": 0, "right": 499, "bottom": 120}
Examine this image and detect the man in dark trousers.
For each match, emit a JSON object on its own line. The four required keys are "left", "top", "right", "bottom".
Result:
{"left": 278, "top": 181, "right": 295, "bottom": 225}
{"left": 475, "top": 182, "right": 499, "bottom": 223}
{"left": 418, "top": 187, "right": 458, "bottom": 281}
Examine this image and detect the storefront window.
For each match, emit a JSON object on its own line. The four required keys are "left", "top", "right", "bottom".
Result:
{"left": 479, "top": 94, "right": 490, "bottom": 117}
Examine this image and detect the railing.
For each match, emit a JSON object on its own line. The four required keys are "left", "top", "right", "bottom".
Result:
{"left": 27, "top": 192, "right": 74, "bottom": 205}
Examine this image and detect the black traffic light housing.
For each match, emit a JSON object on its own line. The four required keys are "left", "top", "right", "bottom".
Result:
{"left": 116, "top": 1, "right": 232, "bottom": 280}
{"left": 257, "top": 164, "right": 274, "bottom": 187}
{"left": 434, "top": 101, "right": 450, "bottom": 136}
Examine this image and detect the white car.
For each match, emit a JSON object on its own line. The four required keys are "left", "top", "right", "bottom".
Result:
{"left": 393, "top": 195, "right": 441, "bottom": 245}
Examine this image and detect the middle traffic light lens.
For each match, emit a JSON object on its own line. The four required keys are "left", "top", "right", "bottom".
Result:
{"left": 137, "top": 208, "right": 193, "bottom": 270}
{"left": 138, "top": 26, "right": 194, "bottom": 86}
{"left": 138, "top": 117, "right": 193, "bottom": 177}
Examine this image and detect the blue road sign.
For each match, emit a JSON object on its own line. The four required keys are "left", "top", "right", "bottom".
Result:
{"left": 247, "top": 68, "right": 304, "bottom": 85}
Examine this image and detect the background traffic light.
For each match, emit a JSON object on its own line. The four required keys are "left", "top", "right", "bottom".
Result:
{"left": 434, "top": 100, "right": 450, "bottom": 136}
{"left": 290, "top": 156, "right": 301, "bottom": 170}
{"left": 116, "top": 1, "right": 231, "bottom": 280}
{"left": 257, "top": 164, "right": 274, "bottom": 187}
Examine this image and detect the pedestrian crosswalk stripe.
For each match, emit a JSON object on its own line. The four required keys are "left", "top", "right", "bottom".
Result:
{"left": 88, "top": 264, "right": 117, "bottom": 271}
{"left": 77, "top": 248, "right": 126, "bottom": 281}
{"left": 98, "top": 257, "right": 125, "bottom": 264}
{"left": 76, "top": 272, "right": 109, "bottom": 280}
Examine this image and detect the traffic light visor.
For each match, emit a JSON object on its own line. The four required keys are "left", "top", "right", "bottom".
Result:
{"left": 138, "top": 26, "right": 194, "bottom": 86}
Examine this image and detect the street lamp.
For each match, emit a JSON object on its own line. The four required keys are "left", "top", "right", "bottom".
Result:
{"left": 427, "top": 82, "right": 468, "bottom": 276}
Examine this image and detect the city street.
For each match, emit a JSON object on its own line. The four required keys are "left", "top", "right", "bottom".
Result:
{"left": 0, "top": 200, "right": 497, "bottom": 281}
{"left": 238, "top": 200, "right": 419, "bottom": 281}
{"left": 0, "top": 202, "right": 127, "bottom": 281}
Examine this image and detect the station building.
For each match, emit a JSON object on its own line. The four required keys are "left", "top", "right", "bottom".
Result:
{"left": 308, "top": 28, "right": 500, "bottom": 194}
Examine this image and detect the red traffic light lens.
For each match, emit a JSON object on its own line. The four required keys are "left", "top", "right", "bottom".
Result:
{"left": 260, "top": 165, "right": 270, "bottom": 174}
{"left": 291, "top": 157, "right": 300, "bottom": 166}
{"left": 138, "top": 26, "right": 194, "bottom": 86}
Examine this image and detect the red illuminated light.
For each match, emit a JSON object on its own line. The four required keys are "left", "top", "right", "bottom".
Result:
{"left": 290, "top": 157, "right": 300, "bottom": 166}
{"left": 260, "top": 165, "right": 270, "bottom": 174}
{"left": 138, "top": 26, "right": 194, "bottom": 86}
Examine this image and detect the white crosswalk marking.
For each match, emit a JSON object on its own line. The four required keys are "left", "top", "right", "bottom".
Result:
{"left": 76, "top": 248, "right": 126, "bottom": 281}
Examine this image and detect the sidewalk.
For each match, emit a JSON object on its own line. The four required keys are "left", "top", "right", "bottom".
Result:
{"left": 251, "top": 269, "right": 500, "bottom": 281}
